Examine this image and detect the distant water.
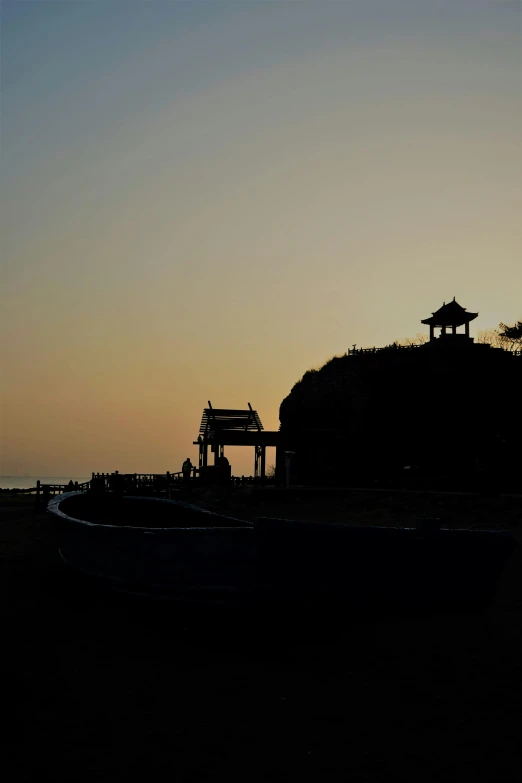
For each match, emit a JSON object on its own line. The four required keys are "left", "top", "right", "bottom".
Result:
{"left": 0, "top": 476, "right": 90, "bottom": 490}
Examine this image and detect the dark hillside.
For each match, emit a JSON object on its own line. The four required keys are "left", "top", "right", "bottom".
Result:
{"left": 279, "top": 341, "right": 522, "bottom": 490}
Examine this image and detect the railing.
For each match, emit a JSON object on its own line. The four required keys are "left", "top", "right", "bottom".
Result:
{"left": 90, "top": 471, "right": 268, "bottom": 491}
{"left": 90, "top": 471, "right": 187, "bottom": 495}
{"left": 35, "top": 479, "right": 91, "bottom": 499}
{"left": 348, "top": 344, "right": 423, "bottom": 355}
{"left": 348, "top": 345, "right": 522, "bottom": 356}
{"left": 12, "top": 470, "right": 272, "bottom": 504}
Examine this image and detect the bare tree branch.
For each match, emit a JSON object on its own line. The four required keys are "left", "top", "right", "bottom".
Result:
{"left": 396, "top": 333, "right": 429, "bottom": 346}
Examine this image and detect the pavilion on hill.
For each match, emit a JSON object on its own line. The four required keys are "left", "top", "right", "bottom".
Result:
{"left": 421, "top": 298, "right": 478, "bottom": 342}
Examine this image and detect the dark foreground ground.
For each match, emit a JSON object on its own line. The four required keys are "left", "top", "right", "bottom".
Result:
{"left": 3, "top": 490, "right": 522, "bottom": 781}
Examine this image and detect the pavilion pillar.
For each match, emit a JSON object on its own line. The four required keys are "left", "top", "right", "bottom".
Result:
{"left": 260, "top": 445, "right": 266, "bottom": 483}
{"left": 465, "top": 321, "right": 469, "bottom": 338}
{"left": 441, "top": 326, "right": 447, "bottom": 336}
{"left": 452, "top": 324, "right": 457, "bottom": 335}
{"left": 430, "top": 324, "right": 434, "bottom": 341}
{"left": 254, "top": 445, "right": 263, "bottom": 479}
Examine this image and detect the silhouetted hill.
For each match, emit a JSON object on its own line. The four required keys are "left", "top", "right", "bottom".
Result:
{"left": 279, "top": 340, "right": 522, "bottom": 491}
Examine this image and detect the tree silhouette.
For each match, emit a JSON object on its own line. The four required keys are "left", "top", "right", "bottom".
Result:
{"left": 477, "top": 328, "right": 505, "bottom": 348}
{"left": 499, "top": 321, "right": 522, "bottom": 351}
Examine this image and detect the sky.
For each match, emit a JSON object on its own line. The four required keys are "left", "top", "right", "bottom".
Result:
{"left": 1, "top": 0, "right": 520, "bottom": 477}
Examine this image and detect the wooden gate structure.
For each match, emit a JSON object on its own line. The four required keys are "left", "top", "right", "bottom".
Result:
{"left": 194, "top": 402, "right": 279, "bottom": 481}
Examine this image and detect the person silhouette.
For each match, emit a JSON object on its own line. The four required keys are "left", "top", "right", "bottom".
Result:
{"left": 182, "top": 458, "right": 193, "bottom": 484}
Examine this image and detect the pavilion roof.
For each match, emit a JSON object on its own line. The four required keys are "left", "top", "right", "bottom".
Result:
{"left": 198, "top": 403, "right": 264, "bottom": 437}
{"left": 421, "top": 298, "right": 478, "bottom": 327}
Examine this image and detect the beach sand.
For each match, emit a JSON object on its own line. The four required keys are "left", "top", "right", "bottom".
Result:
{"left": 4, "top": 491, "right": 522, "bottom": 781}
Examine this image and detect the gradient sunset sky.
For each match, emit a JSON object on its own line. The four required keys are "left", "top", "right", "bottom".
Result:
{"left": 1, "top": 0, "right": 520, "bottom": 477}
